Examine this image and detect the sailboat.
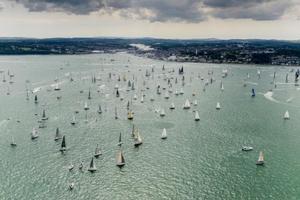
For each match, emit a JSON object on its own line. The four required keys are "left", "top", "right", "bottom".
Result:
{"left": 69, "top": 182, "right": 75, "bottom": 190}
{"left": 116, "top": 89, "right": 120, "bottom": 98}
{"left": 41, "top": 109, "right": 48, "bottom": 120}
{"left": 70, "top": 115, "right": 76, "bottom": 125}
{"left": 180, "top": 88, "right": 184, "bottom": 95}
{"left": 160, "top": 109, "right": 166, "bottom": 117}
{"left": 284, "top": 110, "right": 290, "bottom": 120}
{"left": 60, "top": 135, "right": 66, "bottom": 152}
{"left": 194, "top": 111, "right": 200, "bottom": 121}
{"left": 54, "top": 84, "right": 60, "bottom": 91}
{"left": 170, "top": 102, "right": 175, "bottom": 110}
{"left": 127, "top": 111, "right": 133, "bottom": 120}
{"left": 117, "top": 132, "right": 122, "bottom": 146}
{"left": 131, "top": 124, "right": 136, "bottom": 137}
{"left": 115, "top": 107, "right": 118, "bottom": 119}
{"left": 54, "top": 128, "right": 62, "bottom": 141}
{"left": 88, "top": 157, "right": 97, "bottom": 172}
{"left": 134, "top": 129, "right": 143, "bottom": 147}
{"left": 97, "top": 105, "right": 102, "bottom": 114}
{"left": 251, "top": 88, "right": 256, "bottom": 97}
{"left": 216, "top": 102, "right": 221, "bottom": 110}
{"left": 140, "top": 96, "right": 144, "bottom": 103}
{"left": 34, "top": 95, "right": 38, "bottom": 104}
{"left": 175, "top": 90, "right": 179, "bottom": 95}
{"left": 256, "top": 151, "right": 264, "bottom": 165}
{"left": 161, "top": 128, "right": 167, "bottom": 139}
{"left": 79, "top": 161, "right": 84, "bottom": 171}
{"left": 10, "top": 136, "right": 17, "bottom": 147}
{"left": 183, "top": 99, "right": 191, "bottom": 109}
{"left": 164, "top": 91, "right": 169, "bottom": 99}
{"left": 88, "top": 89, "right": 92, "bottom": 99}
{"left": 133, "top": 94, "right": 138, "bottom": 100}
{"left": 68, "top": 163, "right": 74, "bottom": 171}
{"left": 84, "top": 102, "right": 89, "bottom": 110}
{"left": 94, "top": 144, "right": 102, "bottom": 158}
{"left": 31, "top": 128, "right": 39, "bottom": 140}
{"left": 116, "top": 150, "right": 125, "bottom": 167}
{"left": 193, "top": 100, "right": 198, "bottom": 106}
{"left": 221, "top": 82, "right": 224, "bottom": 91}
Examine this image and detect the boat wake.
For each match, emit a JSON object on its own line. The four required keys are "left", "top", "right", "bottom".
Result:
{"left": 263, "top": 91, "right": 279, "bottom": 103}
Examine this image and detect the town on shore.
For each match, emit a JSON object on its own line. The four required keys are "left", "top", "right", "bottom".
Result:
{"left": 1, "top": 37, "right": 300, "bottom": 66}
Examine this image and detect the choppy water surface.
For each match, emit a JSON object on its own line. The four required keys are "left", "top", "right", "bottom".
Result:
{"left": 1, "top": 53, "right": 300, "bottom": 199}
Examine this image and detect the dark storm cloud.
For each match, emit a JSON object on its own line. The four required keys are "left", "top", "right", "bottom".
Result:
{"left": 12, "top": 0, "right": 298, "bottom": 22}
{"left": 204, "top": 0, "right": 294, "bottom": 20}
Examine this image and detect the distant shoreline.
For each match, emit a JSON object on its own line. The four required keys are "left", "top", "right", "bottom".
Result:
{"left": 0, "top": 38, "right": 300, "bottom": 66}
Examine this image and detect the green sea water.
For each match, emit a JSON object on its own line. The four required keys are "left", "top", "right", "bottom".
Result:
{"left": 1, "top": 53, "right": 300, "bottom": 200}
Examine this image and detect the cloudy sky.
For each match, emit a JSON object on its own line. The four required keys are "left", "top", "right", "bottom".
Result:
{"left": 0, "top": 0, "right": 300, "bottom": 39}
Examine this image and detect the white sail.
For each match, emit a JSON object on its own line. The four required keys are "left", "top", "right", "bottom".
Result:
{"left": 193, "top": 100, "right": 198, "bottom": 106}
{"left": 284, "top": 110, "right": 290, "bottom": 119}
{"left": 180, "top": 88, "right": 184, "bottom": 95}
{"left": 161, "top": 128, "right": 167, "bottom": 139}
{"left": 84, "top": 102, "right": 89, "bottom": 110}
{"left": 170, "top": 102, "right": 175, "bottom": 109}
{"left": 160, "top": 109, "right": 166, "bottom": 117}
{"left": 194, "top": 111, "right": 200, "bottom": 121}
{"left": 31, "top": 128, "right": 39, "bottom": 139}
{"left": 216, "top": 102, "right": 221, "bottom": 110}
{"left": 256, "top": 151, "right": 264, "bottom": 165}
{"left": 164, "top": 91, "right": 169, "bottom": 99}
{"left": 183, "top": 99, "right": 191, "bottom": 109}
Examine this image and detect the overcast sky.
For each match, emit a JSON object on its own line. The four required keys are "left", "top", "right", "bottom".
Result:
{"left": 0, "top": 0, "right": 300, "bottom": 40}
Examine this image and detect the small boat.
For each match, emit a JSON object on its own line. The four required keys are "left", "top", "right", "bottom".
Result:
{"left": 216, "top": 102, "right": 221, "bottom": 110}
{"left": 179, "top": 88, "right": 184, "bottom": 95}
{"left": 134, "top": 129, "right": 143, "bottom": 147}
{"left": 31, "top": 128, "right": 39, "bottom": 140}
{"left": 41, "top": 109, "right": 48, "bottom": 120}
{"left": 97, "top": 105, "right": 102, "bottom": 114}
{"left": 127, "top": 111, "right": 133, "bottom": 120}
{"left": 79, "top": 161, "right": 84, "bottom": 170}
{"left": 10, "top": 136, "right": 17, "bottom": 147}
{"left": 256, "top": 151, "right": 264, "bottom": 165}
{"left": 70, "top": 115, "right": 76, "bottom": 125}
{"left": 88, "top": 157, "right": 97, "bottom": 172}
{"left": 88, "top": 89, "right": 92, "bottom": 99}
{"left": 69, "top": 182, "right": 75, "bottom": 190}
{"left": 117, "top": 132, "right": 122, "bottom": 146}
{"left": 68, "top": 163, "right": 74, "bottom": 171}
{"left": 161, "top": 128, "right": 167, "bottom": 139}
{"left": 60, "top": 135, "right": 66, "bottom": 152}
{"left": 242, "top": 146, "right": 253, "bottom": 151}
{"left": 164, "top": 91, "right": 169, "bottom": 99}
{"left": 193, "top": 100, "right": 198, "bottom": 106}
{"left": 34, "top": 95, "right": 38, "bottom": 104}
{"left": 194, "top": 111, "right": 200, "bottom": 121}
{"left": 84, "top": 102, "right": 89, "bottom": 110}
{"left": 170, "top": 102, "right": 175, "bottom": 110}
{"left": 115, "top": 107, "right": 118, "bottom": 119}
{"left": 284, "top": 110, "right": 290, "bottom": 120}
{"left": 116, "top": 150, "right": 125, "bottom": 167}
{"left": 94, "top": 144, "right": 102, "bottom": 158}
{"left": 183, "top": 99, "right": 191, "bottom": 109}
{"left": 160, "top": 109, "right": 166, "bottom": 117}
{"left": 54, "top": 84, "right": 60, "bottom": 91}
{"left": 251, "top": 88, "right": 256, "bottom": 97}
